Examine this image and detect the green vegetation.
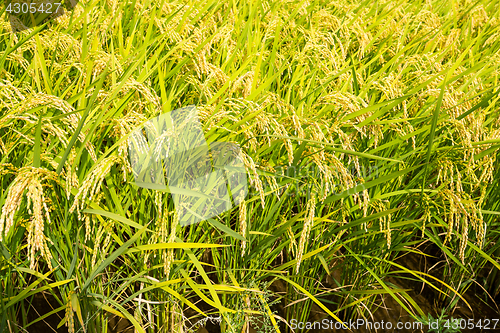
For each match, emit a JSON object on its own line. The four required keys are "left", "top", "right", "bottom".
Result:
{"left": 0, "top": 0, "right": 499, "bottom": 331}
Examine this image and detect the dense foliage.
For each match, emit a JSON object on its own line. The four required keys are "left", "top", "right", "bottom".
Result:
{"left": 0, "top": 0, "right": 499, "bottom": 332}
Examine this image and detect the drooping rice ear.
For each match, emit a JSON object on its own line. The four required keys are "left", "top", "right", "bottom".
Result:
{"left": 238, "top": 190, "right": 247, "bottom": 256}
{"left": 69, "top": 155, "right": 123, "bottom": 219}
{"left": 296, "top": 194, "right": 316, "bottom": 274}
{"left": 0, "top": 167, "right": 58, "bottom": 269}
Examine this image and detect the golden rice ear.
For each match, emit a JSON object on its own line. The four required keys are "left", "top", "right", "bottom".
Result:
{"left": 69, "top": 155, "right": 124, "bottom": 219}
{"left": 0, "top": 167, "right": 58, "bottom": 269}
{"left": 377, "top": 200, "right": 392, "bottom": 249}
{"left": 65, "top": 291, "right": 75, "bottom": 333}
{"left": 437, "top": 187, "right": 485, "bottom": 264}
{"left": 241, "top": 151, "right": 265, "bottom": 209}
{"left": 290, "top": 111, "right": 306, "bottom": 139}
{"left": 287, "top": 225, "right": 297, "bottom": 257}
{"left": 89, "top": 217, "right": 115, "bottom": 267}
{"left": 421, "top": 193, "right": 432, "bottom": 235}
{"left": 236, "top": 190, "right": 247, "bottom": 256}
{"left": 296, "top": 194, "right": 316, "bottom": 274}
{"left": 91, "top": 221, "right": 104, "bottom": 268}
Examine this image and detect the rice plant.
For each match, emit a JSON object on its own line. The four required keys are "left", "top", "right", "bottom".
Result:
{"left": 0, "top": 0, "right": 499, "bottom": 332}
